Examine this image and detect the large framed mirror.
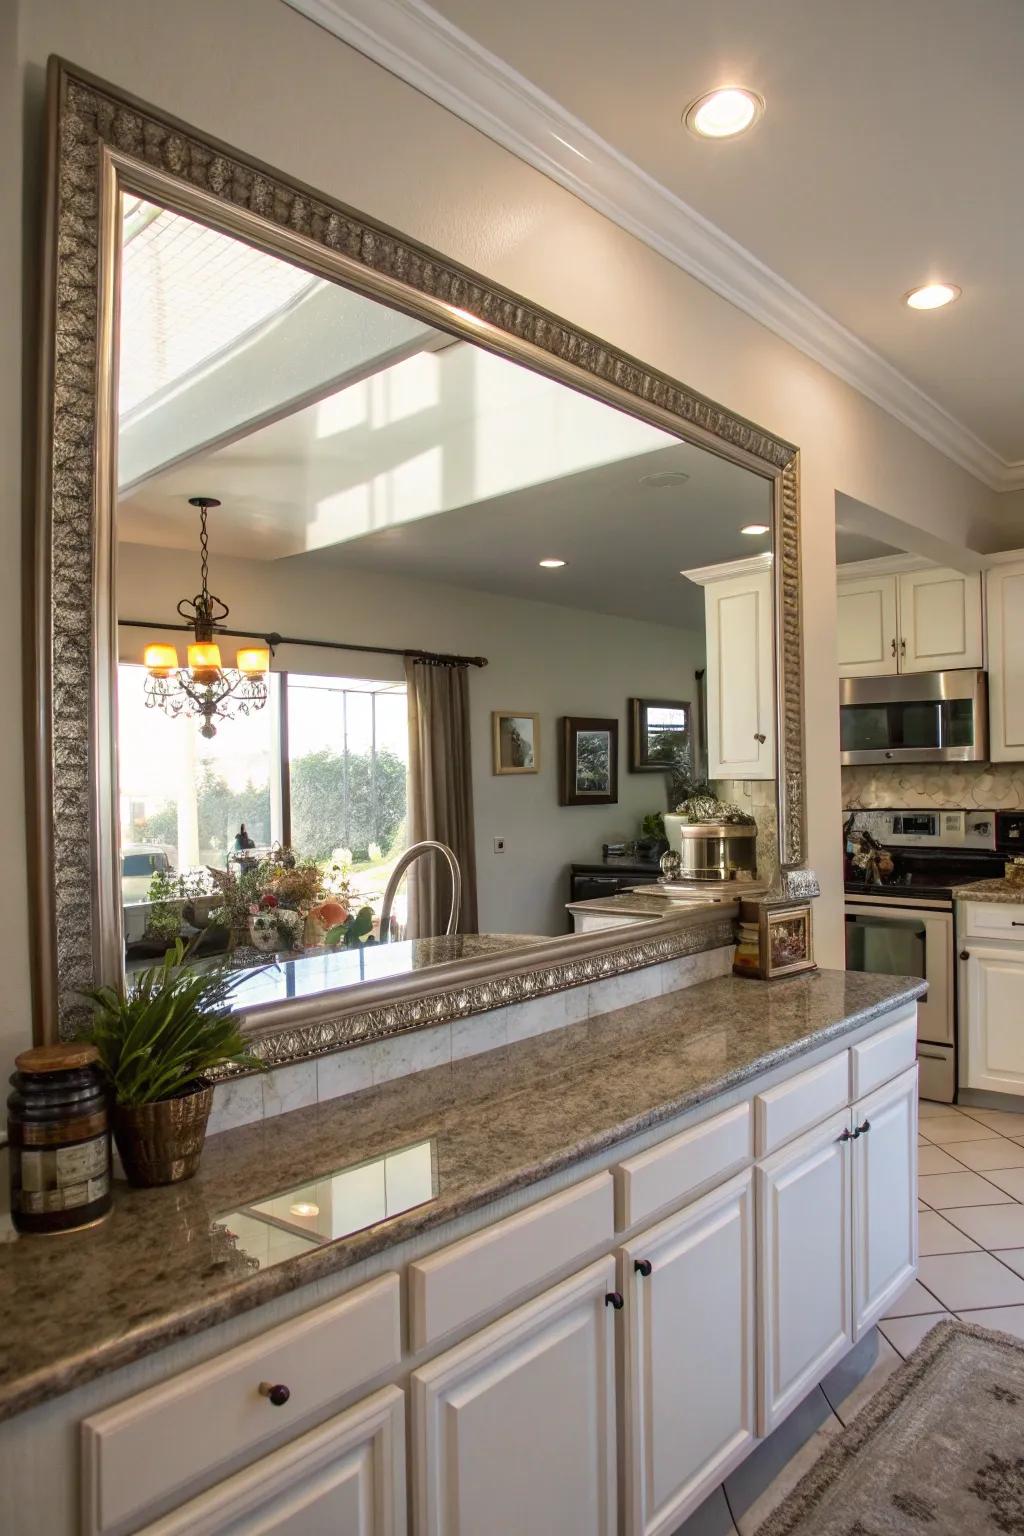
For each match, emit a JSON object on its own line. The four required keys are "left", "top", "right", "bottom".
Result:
{"left": 33, "top": 62, "right": 804, "bottom": 1062}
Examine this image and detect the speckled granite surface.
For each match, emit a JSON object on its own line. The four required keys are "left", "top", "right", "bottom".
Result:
{"left": 0, "top": 968, "right": 923, "bottom": 1423}
{"left": 953, "top": 878, "right": 1024, "bottom": 904}
{"left": 566, "top": 890, "right": 742, "bottom": 916}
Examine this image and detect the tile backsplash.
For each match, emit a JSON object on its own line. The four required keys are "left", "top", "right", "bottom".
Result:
{"left": 842, "top": 763, "right": 1024, "bottom": 811}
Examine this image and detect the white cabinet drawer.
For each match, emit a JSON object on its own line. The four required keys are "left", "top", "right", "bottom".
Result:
{"left": 82, "top": 1274, "right": 401, "bottom": 1536}
{"left": 408, "top": 1173, "right": 614, "bottom": 1350}
{"left": 754, "top": 1052, "right": 850, "bottom": 1157}
{"left": 850, "top": 1008, "right": 918, "bottom": 1099}
{"left": 961, "top": 902, "right": 1024, "bottom": 941}
{"left": 615, "top": 1102, "right": 751, "bottom": 1229}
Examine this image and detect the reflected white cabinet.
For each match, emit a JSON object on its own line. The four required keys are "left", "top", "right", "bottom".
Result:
{"left": 837, "top": 573, "right": 899, "bottom": 676}
{"left": 411, "top": 1257, "right": 617, "bottom": 1536}
{"left": 683, "top": 556, "right": 775, "bottom": 780}
{"left": 139, "top": 1388, "right": 406, "bottom": 1536}
{"left": 837, "top": 564, "right": 982, "bottom": 677}
{"left": 962, "top": 944, "right": 1024, "bottom": 1094}
{"left": 986, "top": 561, "right": 1024, "bottom": 761}
{"left": 756, "top": 1109, "right": 852, "bottom": 1435}
{"left": 851, "top": 1067, "right": 918, "bottom": 1338}
{"left": 620, "top": 1171, "right": 755, "bottom": 1536}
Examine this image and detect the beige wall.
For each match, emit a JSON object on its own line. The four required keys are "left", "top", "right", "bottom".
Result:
{"left": 118, "top": 544, "right": 706, "bottom": 937}
{"left": 3, "top": 0, "right": 1014, "bottom": 1074}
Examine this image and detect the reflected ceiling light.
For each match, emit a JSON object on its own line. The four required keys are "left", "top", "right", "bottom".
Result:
{"left": 289, "top": 1202, "right": 320, "bottom": 1218}
{"left": 640, "top": 470, "right": 690, "bottom": 488}
{"left": 551, "top": 132, "right": 590, "bottom": 161}
{"left": 539, "top": 558, "right": 567, "bottom": 568}
{"left": 684, "top": 87, "right": 764, "bottom": 140}
{"left": 142, "top": 497, "right": 270, "bottom": 738}
{"left": 904, "top": 283, "right": 961, "bottom": 311}
{"left": 741, "top": 523, "right": 770, "bottom": 535}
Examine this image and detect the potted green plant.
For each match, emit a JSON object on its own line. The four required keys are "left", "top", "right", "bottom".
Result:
{"left": 79, "top": 941, "right": 263, "bottom": 1187}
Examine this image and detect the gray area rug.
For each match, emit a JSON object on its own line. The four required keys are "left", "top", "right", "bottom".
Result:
{"left": 756, "top": 1320, "right": 1024, "bottom": 1535}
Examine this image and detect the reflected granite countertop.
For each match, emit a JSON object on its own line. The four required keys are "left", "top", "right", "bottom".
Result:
{"left": 0, "top": 968, "right": 924, "bottom": 1423}
{"left": 565, "top": 890, "right": 741, "bottom": 916}
{"left": 953, "top": 878, "right": 1024, "bottom": 905}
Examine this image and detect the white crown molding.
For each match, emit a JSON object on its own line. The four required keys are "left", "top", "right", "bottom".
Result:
{"left": 285, "top": 0, "right": 1024, "bottom": 493}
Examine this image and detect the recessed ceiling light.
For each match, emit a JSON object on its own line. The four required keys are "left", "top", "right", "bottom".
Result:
{"left": 289, "top": 1202, "right": 319, "bottom": 1218}
{"left": 904, "top": 283, "right": 961, "bottom": 311}
{"left": 539, "top": 558, "right": 567, "bottom": 568}
{"left": 640, "top": 470, "right": 691, "bottom": 488}
{"left": 741, "top": 523, "right": 770, "bottom": 535}
{"left": 684, "top": 87, "right": 764, "bottom": 140}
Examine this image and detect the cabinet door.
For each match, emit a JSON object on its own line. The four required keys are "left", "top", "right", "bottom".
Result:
{"left": 837, "top": 574, "right": 899, "bottom": 677}
{"left": 851, "top": 1066, "right": 918, "bottom": 1339}
{"left": 620, "top": 1171, "right": 755, "bottom": 1536}
{"left": 757, "top": 1109, "right": 853, "bottom": 1435}
{"left": 962, "top": 944, "right": 1024, "bottom": 1093}
{"left": 704, "top": 570, "right": 775, "bottom": 780}
{"left": 411, "top": 1258, "right": 617, "bottom": 1536}
{"left": 986, "top": 563, "right": 1024, "bottom": 761}
{"left": 898, "top": 568, "right": 983, "bottom": 672}
{"left": 138, "top": 1387, "right": 406, "bottom": 1536}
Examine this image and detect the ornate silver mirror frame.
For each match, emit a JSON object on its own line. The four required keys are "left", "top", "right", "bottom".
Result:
{"left": 32, "top": 60, "right": 805, "bottom": 1063}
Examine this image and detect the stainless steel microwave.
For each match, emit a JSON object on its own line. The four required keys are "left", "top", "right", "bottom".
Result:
{"left": 839, "top": 669, "right": 988, "bottom": 765}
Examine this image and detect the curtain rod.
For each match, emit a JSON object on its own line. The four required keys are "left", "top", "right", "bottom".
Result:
{"left": 118, "top": 619, "right": 488, "bottom": 669}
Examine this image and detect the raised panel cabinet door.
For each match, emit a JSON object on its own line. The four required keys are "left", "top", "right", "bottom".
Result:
{"left": 986, "top": 564, "right": 1024, "bottom": 761}
{"left": 836, "top": 574, "right": 899, "bottom": 677}
{"left": 411, "top": 1257, "right": 617, "bottom": 1536}
{"left": 704, "top": 570, "right": 775, "bottom": 779}
{"left": 137, "top": 1387, "right": 406, "bottom": 1536}
{"left": 898, "top": 568, "right": 983, "bottom": 672}
{"left": 851, "top": 1066, "right": 919, "bottom": 1339}
{"left": 620, "top": 1170, "right": 755, "bottom": 1536}
{"left": 963, "top": 946, "right": 1024, "bottom": 1093}
{"left": 757, "top": 1109, "right": 853, "bottom": 1436}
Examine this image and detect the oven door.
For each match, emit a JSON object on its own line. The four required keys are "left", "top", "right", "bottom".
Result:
{"left": 845, "top": 900, "right": 953, "bottom": 1046}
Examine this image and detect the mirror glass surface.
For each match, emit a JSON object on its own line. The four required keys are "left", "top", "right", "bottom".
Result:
{"left": 114, "top": 195, "right": 775, "bottom": 1012}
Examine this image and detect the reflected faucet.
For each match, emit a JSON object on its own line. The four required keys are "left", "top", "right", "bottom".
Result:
{"left": 379, "top": 840, "right": 461, "bottom": 940}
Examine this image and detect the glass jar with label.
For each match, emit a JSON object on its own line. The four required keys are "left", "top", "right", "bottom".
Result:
{"left": 7, "top": 1044, "right": 112, "bottom": 1234}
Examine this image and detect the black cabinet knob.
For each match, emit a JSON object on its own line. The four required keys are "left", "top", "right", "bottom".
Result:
{"left": 857, "top": 1119, "right": 871, "bottom": 1135}
{"left": 960, "top": 950, "right": 970, "bottom": 960}
{"left": 605, "top": 1291, "right": 624, "bottom": 1310}
{"left": 258, "top": 1381, "right": 291, "bottom": 1407}
{"left": 634, "top": 1259, "right": 653, "bottom": 1278}
{"left": 838, "top": 1128, "right": 852, "bottom": 1142}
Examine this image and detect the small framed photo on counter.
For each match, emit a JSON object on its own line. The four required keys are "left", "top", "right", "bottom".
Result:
{"left": 734, "top": 896, "right": 816, "bottom": 980}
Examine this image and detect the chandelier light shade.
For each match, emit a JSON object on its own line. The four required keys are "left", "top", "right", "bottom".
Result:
{"left": 143, "top": 497, "right": 270, "bottom": 738}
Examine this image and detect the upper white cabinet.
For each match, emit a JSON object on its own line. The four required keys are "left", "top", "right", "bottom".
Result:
{"left": 683, "top": 555, "right": 775, "bottom": 780}
{"left": 837, "top": 563, "right": 983, "bottom": 678}
{"left": 986, "top": 560, "right": 1024, "bottom": 760}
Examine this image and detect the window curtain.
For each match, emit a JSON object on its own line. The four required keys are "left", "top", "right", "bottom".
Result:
{"left": 404, "top": 658, "right": 479, "bottom": 938}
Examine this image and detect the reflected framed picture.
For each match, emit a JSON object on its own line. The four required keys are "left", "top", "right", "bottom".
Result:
{"left": 492, "top": 711, "right": 540, "bottom": 774}
{"left": 629, "top": 697, "right": 690, "bottom": 772}
{"left": 560, "top": 717, "right": 619, "bottom": 806}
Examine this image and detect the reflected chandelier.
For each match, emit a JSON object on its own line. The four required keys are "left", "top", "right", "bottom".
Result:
{"left": 143, "top": 497, "right": 270, "bottom": 739}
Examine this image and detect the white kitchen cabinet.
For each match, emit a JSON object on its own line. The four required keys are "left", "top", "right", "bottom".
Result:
{"left": 620, "top": 1171, "right": 755, "bottom": 1536}
{"left": 756, "top": 1108, "right": 852, "bottom": 1435}
{"left": 851, "top": 1067, "right": 918, "bottom": 1338}
{"left": 962, "top": 943, "right": 1024, "bottom": 1094}
{"left": 836, "top": 573, "right": 899, "bottom": 677}
{"left": 898, "top": 568, "right": 983, "bottom": 672}
{"left": 138, "top": 1388, "right": 406, "bottom": 1536}
{"left": 411, "top": 1257, "right": 617, "bottom": 1536}
{"left": 986, "top": 561, "right": 1024, "bottom": 761}
{"left": 682, "top": 556, "right": 775, "bottom": 780}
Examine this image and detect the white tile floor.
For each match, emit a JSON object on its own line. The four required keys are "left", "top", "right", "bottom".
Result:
{"left": 675, "top": 1097, "right": 1024, "bottom": 1536}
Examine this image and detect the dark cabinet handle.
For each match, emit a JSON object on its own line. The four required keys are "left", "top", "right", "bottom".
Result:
{"left": 754, "top": 732, "right": 767, "bottom": 744}
{"left": 605, "top": 1291, "right": 624, "bottom": 1310}
{"left": 634, "top": 1259, "right": 653, "bottom": 1278}
{"left": 838, "top": 1128, "right": 852, "bottom": 1142}
{"left": 857, "top": 1119, "right": 871, "bottom": 1135}
{"left": 890, "top": 638, "right": 897, "bottom": 658}
{"left": 900, "top": 638, "right": 907, "bottom": 657}
{"left": 258, "top": 1381, "right": 291, "bottom": 1407}
{"left": 960, "top": 950, "right": 970, "bottom": 960}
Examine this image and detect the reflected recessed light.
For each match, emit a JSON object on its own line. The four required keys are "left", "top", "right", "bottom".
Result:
{"left": 289, "top": 1202, "right": 319, "bottom": 1218}
{"left": 904, "top": 283, "right": 961, "bottom": 310}
{"left": 539, "top": 558, "right": 567, "bottom": 568}
{"left": 741, "top": 523, "right": 770, "bottom": 536}
{"left": 684, "top": 87, "right": 764, "bottom": 139}
{"left": 640, "top": 470, "right": 690, "bottom": 488}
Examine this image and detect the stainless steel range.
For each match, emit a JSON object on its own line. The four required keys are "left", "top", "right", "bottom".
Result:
{"left": 843, "top": 808, "right": 1005, "bottom": 1102}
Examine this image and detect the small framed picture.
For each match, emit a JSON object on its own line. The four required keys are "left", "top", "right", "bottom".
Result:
{"left": 560, "top": 717, "right": 619, "bottom": 806}
{"left": 734, "top": 896, "right": 816, "bottom": 980}
{"left": 629, "top": 697, "right": 690, "bottom": 772}
{"left": 492, "top": 711, "right": 540, "bottom": 774}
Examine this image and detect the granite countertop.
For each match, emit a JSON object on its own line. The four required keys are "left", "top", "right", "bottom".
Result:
{"left": 0, "top": 968, "right": 924, "bottom": 1424}
{"left": 953, "top": 878, "right": 1024, "bottom": 905}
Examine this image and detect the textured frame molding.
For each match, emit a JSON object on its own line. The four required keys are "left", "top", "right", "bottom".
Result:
{"left": 34, "top": 60, "right": 805, "bottom": 1053}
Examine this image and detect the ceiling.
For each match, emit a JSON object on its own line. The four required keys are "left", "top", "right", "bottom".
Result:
{"left": 299, "top": 0, "right": 1024, "bottom": 478}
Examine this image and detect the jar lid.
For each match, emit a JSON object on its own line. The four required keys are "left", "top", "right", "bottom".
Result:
{"left": 14, "top": 1043, "right": 99, "bottom": 1073}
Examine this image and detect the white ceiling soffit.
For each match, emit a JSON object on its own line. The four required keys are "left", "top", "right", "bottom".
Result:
{"left": 284, "top": 0, "right": 1024, "bottom": 493}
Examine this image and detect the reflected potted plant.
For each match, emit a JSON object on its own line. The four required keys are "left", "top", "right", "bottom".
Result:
{"left": 78, "top": 941, "right": 263, "bottom": 1187}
